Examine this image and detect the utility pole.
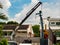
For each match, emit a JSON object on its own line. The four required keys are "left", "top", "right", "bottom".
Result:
{"left": 36, "top": 11, "right": 44, "bottom": 39}
{"left": 36, "top": 11, "right": 44, "bottom": 45}
{"left": 36, "top": 11, "right": 48, "bottom": 45}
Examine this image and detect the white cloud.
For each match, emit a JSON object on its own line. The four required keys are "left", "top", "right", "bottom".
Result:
{"left": 0, "top": 0, "right": 11, "bottom": 10}
{"left": 12, "top": 0, "right": 41, "bottom": 24}
{"left": 0, "top": 0, "right": 11, "bottom": 17}
{"left": 31, "top": 0, "right": 39, "bottom": 3}
{"left": 11, "top": 0, "right": 60, "bottom": 24}
{"left": 42, "top": 2, "right": 60, "bottom": 18}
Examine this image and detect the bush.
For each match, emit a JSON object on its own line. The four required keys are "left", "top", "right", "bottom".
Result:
{"left": 0, "top": 25, "right": 8, "bottom": 45}
{"left": 0, "top": 42, "right": 3, "bottom": 45}
{"left": 0, "top": 38, "right": 8, "bottom": 45}
{"left": 32, "top": 25, "right": 40, "bottom": 37}
{"left": 0, "top": 25, "right": 3, "bottom": 38}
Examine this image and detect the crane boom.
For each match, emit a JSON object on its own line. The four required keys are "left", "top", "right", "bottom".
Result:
{"left": 19, "top": 2, "right": 42, "bottom": 25}
{"left": 11, "top": 2, "right": 42, "bottom": 40}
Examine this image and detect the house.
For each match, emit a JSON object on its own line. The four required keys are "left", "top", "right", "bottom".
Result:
{"left": 41, "top": 18, "right": 60, "bottom": 45}
{"left": 2, "top": 24, "right": 34, "bottom": 40}
{"left": 15, "top": 24, "right": 34, "bottom": 37}
{"left": 40, "top": 18, "right": 60, "bottom": 31}
{"left": 48, "top": 18, "right": 60, "bottom": 31}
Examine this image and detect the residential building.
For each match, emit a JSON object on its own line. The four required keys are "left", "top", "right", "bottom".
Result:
{"left": 41, "top": 18, "right": 60, "bottom": 45}
{"left": 2, "top": 24, "right": 34, "bottom": 40}
{"left": 40, "top": 18, "right": 60, "bottom": 31}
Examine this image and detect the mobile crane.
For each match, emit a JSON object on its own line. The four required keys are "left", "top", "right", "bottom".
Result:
{"left": 11, "top": 1, "right": 42, "bottom": 44}
{"left": 14, "top": 2, "right": 42, "bottom": 31}
{"left": 19, "top": 2, "right": 42, "bottom": 25}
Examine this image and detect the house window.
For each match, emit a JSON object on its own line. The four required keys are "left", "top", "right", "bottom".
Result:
{"left": 50, "top": 22, "right": 55, "bottom": 25}
{"left": 51, "top": 22, "right": 55, "bottom": 24}
{"left": 56, "top": 22, "right": 60, "bottom": 26}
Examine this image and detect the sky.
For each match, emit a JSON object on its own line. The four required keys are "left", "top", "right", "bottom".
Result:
{"left": 0, "top": 0, "right": 60, "bottom": 24}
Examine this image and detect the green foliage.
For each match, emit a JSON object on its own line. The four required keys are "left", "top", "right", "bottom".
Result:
{"left": 0, "top": 25, "right": 3, "bottom": 38}
{"left": 56, "top": 41, "right": 60, "bottom": 45}
{"left": 0, "top": 13, "right": 8, "bottom": 20}
{"left": 0, "top": 3, "right": 8, "bottom": 20}
{"left": 0, "top": 42, "right": 3, "bottom": 45}
{"left": 7, "top": 21, "right": 18, "bottom": 24}
{"left": 0, "top": 22, "right": 6, "bottom": 25}
{"left": 32, "top": 25, "right": 40, "bottom": 37}
{"left": 1, "top": 38, "right": 8, "bottom": 45}
{"left": 0, "top": 4, "right": 8, "bottom": 20}
{"left": 0, "top": 3, "right": 8, "bottom": 45}
{"left": 54, "top": 31, "right": 60, "bottom": 37}
{"left": 0, "top": 38, "right": 8, "bottom": 45}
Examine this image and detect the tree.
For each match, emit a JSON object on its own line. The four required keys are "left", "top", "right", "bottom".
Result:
{"left": 0, "top": 38, "right": 8, "bottom": 45}
{"left": 1, "top": 38, "right": 8, "bottom": 45}
{"left": 7, "top": 21, "right": 18, "bottom": 25}
{"left": 0, "top": 3, "right": 8, "bottom": 45}
{"left": 0, "top": 25, "right": 3, "bottom": 38}
{"left": 32, "top": 25, "right": 40, "bottom": 37}
{"left": 0, "top": 25, "right": 8, "bottom": 45}
{"left": 54, "top": 30, "right": 60, "bottom": 37}
{"left": 0, "top": 13, "right": 8, "bottom": 20}
{"left": 0, "top": 22, "right": 6, "bottom": 25}
{"left": 0, "top": 3, "right": 8, "bottom": 20}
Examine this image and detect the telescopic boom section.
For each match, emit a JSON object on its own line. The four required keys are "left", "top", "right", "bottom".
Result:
{"left": 19, "top": 2, "right": 42, "bottom": 25}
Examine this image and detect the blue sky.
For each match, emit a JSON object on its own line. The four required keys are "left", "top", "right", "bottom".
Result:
{"left": 0, "top": 0, "right": 60, "bottom": 24}
{"left": 9, "top": 0, "right": 31, "bottom": 18}
{"left": 41, "top": 0, "right": 56, "bottom": 2}
{"left": 8, "top": 0, "right": 60, "bottom": 18}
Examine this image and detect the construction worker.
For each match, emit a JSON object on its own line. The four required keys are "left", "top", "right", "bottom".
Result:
{"left": 44, "top": 30, "right": 48, "bottom": 39}
{"left": 44, "top": 24, "right": 49, "bottom": 39}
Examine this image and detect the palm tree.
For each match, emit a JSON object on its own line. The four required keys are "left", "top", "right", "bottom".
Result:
{"left": 0, "top": 13, "right": 8, "bottom": 20}
{"left": 0, "top": 4, "right": 8, "bottom": 38}
{"left": 0, "top": 3, "right": 8, "bottom": 20}
{"left": 0, "top": 4, "right": 8, "bottom": 45}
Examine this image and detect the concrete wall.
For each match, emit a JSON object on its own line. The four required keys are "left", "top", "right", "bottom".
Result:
{"left": 27, "top": 25, "right": 34, "bottom": 37}
{"left": 15, "top": 30, "right": 27, "bottom": 37}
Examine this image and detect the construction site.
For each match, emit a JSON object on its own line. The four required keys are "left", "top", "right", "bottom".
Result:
{"left": 0, "top": 0, "right": 60, "bottom": 45}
